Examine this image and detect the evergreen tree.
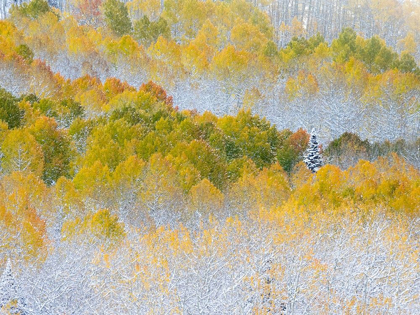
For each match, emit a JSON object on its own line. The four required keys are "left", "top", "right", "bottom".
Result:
{"left": 102, "top": 0, "right": 132, "bottom": 37}
{"left": 303, "top": 129, "right": 323, "bottom": 172}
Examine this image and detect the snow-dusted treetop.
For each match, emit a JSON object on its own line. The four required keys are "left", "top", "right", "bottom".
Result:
{"left": 304, "top": 129, "right": 323, "bottom": 173}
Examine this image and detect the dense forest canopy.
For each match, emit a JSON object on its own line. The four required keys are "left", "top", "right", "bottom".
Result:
{"left": 0, "top": 0, "right": 419, "bottom": 142}
{"left": 0, "top": 0, "right": 419, "bottom": 314}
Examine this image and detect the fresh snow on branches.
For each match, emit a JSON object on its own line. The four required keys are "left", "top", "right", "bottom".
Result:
{"left": 304, "top": 129, "right": 323, "bottom": 172}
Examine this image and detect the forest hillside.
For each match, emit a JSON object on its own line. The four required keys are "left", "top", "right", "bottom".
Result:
{"left": 0, "top": 0, "right": 419, "bottom": 314}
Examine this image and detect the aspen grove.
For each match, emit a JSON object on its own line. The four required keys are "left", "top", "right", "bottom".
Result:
{"left": 0, "top": 0, "right": 419, "bottom": 314}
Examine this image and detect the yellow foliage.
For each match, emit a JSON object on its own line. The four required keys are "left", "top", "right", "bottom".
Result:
{"left": 230, "top": 20, "right": 267, "bottom": 52}
{"left": 1, "top": 129, "right": 44, "bottom": 176}
{"left": 189, "top": 178, "right": 224, "bottom": 216}
{"left": 0, "top": 172, "right": 48, "bottom": 261}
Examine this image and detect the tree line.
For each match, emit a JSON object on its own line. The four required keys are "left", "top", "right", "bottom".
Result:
{"left": 1, "top": 0, "right": 419, "bottom": 143}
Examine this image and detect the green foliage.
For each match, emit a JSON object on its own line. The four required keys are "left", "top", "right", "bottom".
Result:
{"left": 30, "top": 117, "right": 74, "bottom": 185}
{"left": 217, "top": 110, "right": 280, "bottom": 168}
{"left": 1, "top": 75, "right": 417, "bottom": 200}
{"left": 308, "top": 33, "right": 326, "bottom": 49}
{"left": 22, "top": 94, "right": 40, "bottom": 105}
{"left": 170, "top": 140, "right": 227, "bottom": 189}
{"left": 0, "top": 5, "right": 419, "bottom": 308}
{"left": 11, "top": 0, "right": 51, "bottom": 19}
{"left": 332, "top": 29, "right": 418, "bottom": 75}
{"left": 332, "top": 27, "right": 358, "bottom": 62}
{"left": 325, "top": 133, "right": 420, "bottom": 169}
{"left": 324, "top": 132, "right": 371, "bottom": 165}
{"left": 226, "top": 156, "right": 258, "bottom": 182}
{"left": 33, "top": 99, "right": 84, "bottom": 127}
{"left": 60, "top": 99, "right": 85, "bottom": 126}
{"left": 374, "top": 45, "right": 398, "bottom": 72}
{"left": 263, "top": 40, "right": 278, "bottom": 57}
{"left": 77, "top": 90, "right": 313, "bottom": 189}
{"left": 285, "top": 33, "right": 326, "bottom": 57}
{"left": 103, "top": 0, "right": 132, "bottom": 37}
{"left": 276, "top": 128, "right": 309, "bottom": 173}
{"left": 370, "top": 139, "right": 410, "bottom": 158}
{"left": 90, "top": 209, "right": 125, "bottom": 241}
{"left": 68, "top": 117, "right": 97, "bottom": 154}
{"left": 325, "top": 132, "right": 369, "bottom": 154}
{"left": 33, "top": 99, "right": 56, "bottom": 117}
{"left": 395, "top": 53, "right": 420, "bottom": 75}
{"left": 110, "top": 105, "right": 145, "bottom": 126}
{"left": 0, "top": 87, "right": 22, "bottom": 129}
{"left": 133, "top": 16, "right": 171, "bottom": 47}
{"left": 15, "top": 44, "right": 34, "bottom": 63}
{"left": 358, "top": 36, "right": 402, "bottom": 73}
{"left": 361, "top": 36, "right": 382, "bottom": 70}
